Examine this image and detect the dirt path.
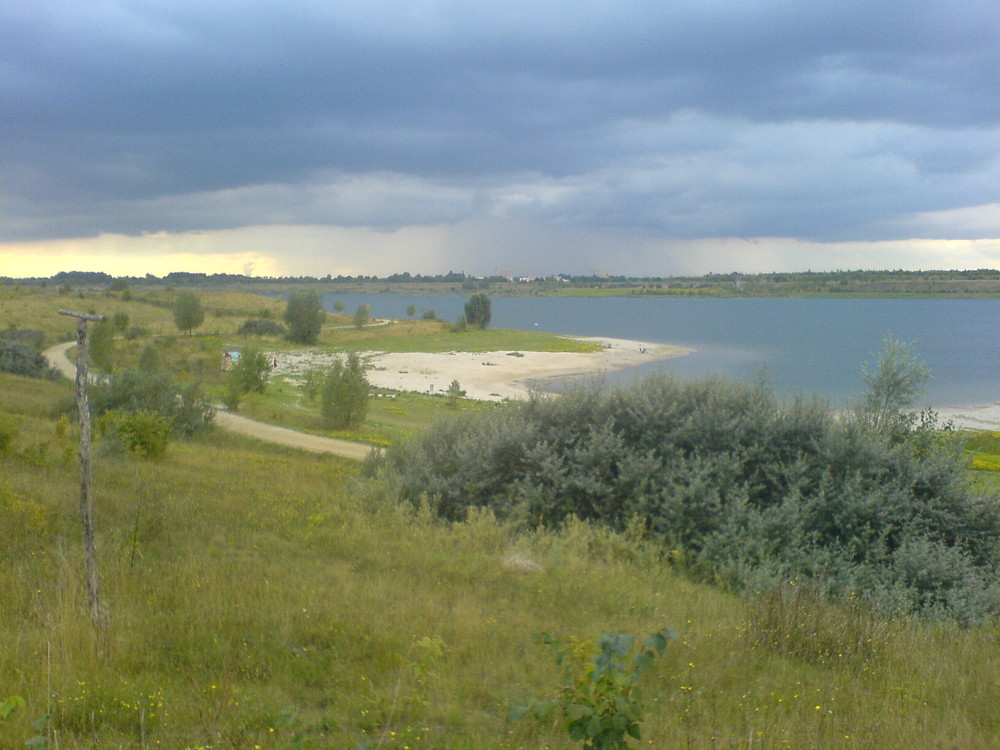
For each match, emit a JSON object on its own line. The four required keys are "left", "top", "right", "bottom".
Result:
{"left": 43, "top": 341, "right": 78, "bottom": 380}
{"left": 43, "top": 342, "right": 377, "bottom": 460}
{"left": 212, "top": 410, "right": 378, "bottom": 459}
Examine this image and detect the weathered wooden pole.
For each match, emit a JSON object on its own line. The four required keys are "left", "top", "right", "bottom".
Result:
{"left": 58, "top": 309, "right": 107, "bottom": 634}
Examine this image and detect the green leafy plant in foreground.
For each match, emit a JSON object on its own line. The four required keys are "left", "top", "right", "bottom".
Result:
{"left": 1, "top": 695, "right": 49, "bottom": 749}
{"left": 511, "top": 628, "right": 674, "bottom": 749}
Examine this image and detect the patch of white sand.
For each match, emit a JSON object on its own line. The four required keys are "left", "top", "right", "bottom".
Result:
{"left": 270, "top": 337, "right": 690, "bottom": 401}
{"left": 935, "top": 403, "right": 1000, "bottom": 431}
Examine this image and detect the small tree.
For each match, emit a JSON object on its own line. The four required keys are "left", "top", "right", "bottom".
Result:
{"left": 232, "top": 347, "right": 272, "bottom": 395}
{"left": 406, "top": 304, "right": 417, "bottom": 317}
{"left": 111, "top": 311, "right": 129, "bottom": 332}
{"left": 333, "top": 300, "right": 345, "bottom": 313}
{"left": 447, "top": 379, "right": 466, "bottom": 408}
{"left": 464, "top": 292, "right": 492, "bottom": 328}
{"left": 857, "top": 336, "right": 931, "bottom": 433}
{"left": 284, "top": 291, "right": 326, "bottom": 344}
{"left": 173, "top": 292, "right": 205, "bottom": 335}
{"left": 223, "top": 347, "right": 272, "bottom": 409}
{"left": 353, "top": 304, "right": 372, "bottom": 329}
{"left": 321, "top": 351, "right": 369, "bottom": 429}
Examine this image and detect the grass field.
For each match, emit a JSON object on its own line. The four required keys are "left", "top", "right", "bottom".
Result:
{"left": 2, "top": 371, "right": 1000, "bottom": 749}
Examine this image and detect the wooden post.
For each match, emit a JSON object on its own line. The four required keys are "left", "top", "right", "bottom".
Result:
{"left": 59, "top": 309, "right": 107, "bottom": 634}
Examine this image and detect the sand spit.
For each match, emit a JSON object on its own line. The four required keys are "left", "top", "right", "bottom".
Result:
{"left": 271, "top": 337, "right": 690, "bottom": 401}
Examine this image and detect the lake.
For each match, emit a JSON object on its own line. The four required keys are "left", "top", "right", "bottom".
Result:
{"left": 319, "top": 293, "right": 1000, "bottom": 408}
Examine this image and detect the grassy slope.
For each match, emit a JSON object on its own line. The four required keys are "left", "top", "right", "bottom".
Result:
{"left": 0, "top": 285, "right": 287, "bottom": 340}
{"left": 2, "top": 372, "right": 1000, "bottom": 748}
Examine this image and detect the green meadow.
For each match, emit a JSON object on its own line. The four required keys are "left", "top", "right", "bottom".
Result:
{"left": 2, "top": 285, "right": 1000, "bottom": 748}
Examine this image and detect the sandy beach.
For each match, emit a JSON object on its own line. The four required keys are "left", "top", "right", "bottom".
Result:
{"left": 935, "top": 403, "right": 1000, "bottom": 431}
{"left": 272, "top": 336, "right": 691, "bottom": 401}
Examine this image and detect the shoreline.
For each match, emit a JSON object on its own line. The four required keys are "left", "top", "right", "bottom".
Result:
{"left": 271, "top": 338, "right": 1000, "bottom": 429}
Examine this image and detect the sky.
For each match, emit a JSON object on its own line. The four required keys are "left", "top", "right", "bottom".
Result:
{"left": 2, "top": 0, "right": 999, "bottom": 279}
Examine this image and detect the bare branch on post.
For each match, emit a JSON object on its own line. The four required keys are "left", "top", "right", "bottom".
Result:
{"left": 59, "top": 309, "right": 108, "bottom": 638}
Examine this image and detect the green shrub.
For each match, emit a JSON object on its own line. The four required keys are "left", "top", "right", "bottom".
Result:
{"left": 231, "top": 346, "right": 271, "bottom": 395}
{"left": 97, "top": 410, "right": 171, "bottom": 458}
{"left": 0, "top": 330, "right": 59, "bottom": 379}
{"left": 369, "top": 374, "right": 1000, "bottom": 622}
{"left": 353, "top": 304, "right": 371, "bottom": 329}
{"left": 511, "top": 628, "right": 673, "bottom": 749}
{"left": 111, "top": 311, "right": 130, "bottom": 331}
{"left": 321, "top": 352, "right": 369, "bottom": 429}
{"left": 88, "top": 370, "right": 214, "bottom": 436}
{"left": 237, "top": 318, "right": 286, "bottom": 337}
{"left": 223, "top": 346, "right": 272, "bottom": 410}
{"left": 464, "top": 292, "right": 492, "bottom": 328}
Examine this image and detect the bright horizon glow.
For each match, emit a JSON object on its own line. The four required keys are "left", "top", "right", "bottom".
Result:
{"left": 3, "top": 227, "right": 999, "bottom": 280}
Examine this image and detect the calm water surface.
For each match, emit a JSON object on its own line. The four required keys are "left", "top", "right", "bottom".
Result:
{"left": 320, "top": 293, "right": 1000, "bottom": 408}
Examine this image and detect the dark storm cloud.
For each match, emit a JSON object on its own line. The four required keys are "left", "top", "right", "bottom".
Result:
{"left": 2, "top": 0, "right": 998, "bottom": 245}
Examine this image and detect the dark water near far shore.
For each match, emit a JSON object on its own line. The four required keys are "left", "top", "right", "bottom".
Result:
{"left": 317, "top": 293, "right": 1000, "bottom": 408}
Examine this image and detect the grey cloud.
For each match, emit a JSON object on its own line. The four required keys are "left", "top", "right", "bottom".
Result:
{"left": 2, "top": 0, "right": 998, "bottom": 249}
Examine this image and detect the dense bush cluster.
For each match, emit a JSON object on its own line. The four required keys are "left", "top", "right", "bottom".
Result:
{"left": 237, "top": 318, "right": 287, "bottom": 337}
{"left": 369, "top": 374, "right": 1000, "bottom": 622}
{"left": 88, "top": 370, "right": 215, "bottom": 437}
{"left": 0, "top": 330, "right": 60, "bottom": 379}
{"left": 96, "top": 409, "right": 172, "bottom": 458}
